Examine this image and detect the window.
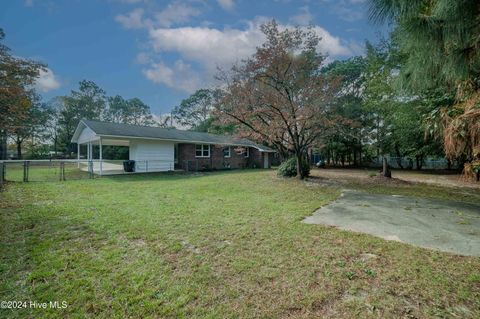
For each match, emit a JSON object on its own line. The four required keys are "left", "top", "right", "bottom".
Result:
{"left": 223, "top": 146, "right": 231, "bottom": 158}
{"left": 244, "top": 147, "right": 249, "bottom": 158}
{"left": 195, "top": 144, "right": 210, "bottom": 157}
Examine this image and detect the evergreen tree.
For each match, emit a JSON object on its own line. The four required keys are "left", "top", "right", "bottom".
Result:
{"left": 368, "top": 0, "right": 480, "bottom": 165}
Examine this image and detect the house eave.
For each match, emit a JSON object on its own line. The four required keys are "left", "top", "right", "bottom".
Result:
{"left": 94, "top": 134, "right": 274, "bottom": 152}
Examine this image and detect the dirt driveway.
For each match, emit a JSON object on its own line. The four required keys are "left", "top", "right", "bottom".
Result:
{"left": 310, "top": 168, "right": 480, "bottom": 189}
{"left": 304, "top": 191, "right": 480, "bottom": 256}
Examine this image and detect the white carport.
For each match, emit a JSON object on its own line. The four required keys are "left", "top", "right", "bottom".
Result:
{"left": 71, "top": 121, "right": 175, "bottom": 175}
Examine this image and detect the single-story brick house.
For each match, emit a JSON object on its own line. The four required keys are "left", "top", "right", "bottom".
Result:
{"left": 71, "top": 120, "right": 275, "bottom": 175}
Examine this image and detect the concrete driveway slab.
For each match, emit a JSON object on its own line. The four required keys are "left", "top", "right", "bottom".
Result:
{"left": 304, "top": 191, "right": 480, "bottom": 256}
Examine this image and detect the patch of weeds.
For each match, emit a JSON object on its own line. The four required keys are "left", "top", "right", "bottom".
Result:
{"left": 368, "top": 172, "right": 377, "bottom": 178}
{"left": 466, "top": 273, "right": 480, "bottom": 283}
{"left": 345, "top": 271, "right": 357, "bottom": 280}
{"left": 457, "top": 219, "right": 470, "bottom": 225}
{"left": 364, "top": 268, "right": 377, "bottom": 278}
{"left": 404, "top": 206, "right": 412, "bottom": 211}
{"left": 336, "top": 260, "right": 346, "bottom": 268}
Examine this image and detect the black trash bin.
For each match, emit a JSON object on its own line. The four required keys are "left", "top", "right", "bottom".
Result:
{"left": 123, "top": 160, "right": 135, "bottom": 172}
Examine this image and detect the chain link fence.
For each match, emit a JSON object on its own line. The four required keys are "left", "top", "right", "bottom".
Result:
{"left": 370, "top": 157, "right": 459, "bottom": 170}
{"left": 0, "top": 159, "right": 177, "bottom": 185}
{"left": 0, "top": 160, "right": 94, "bottom": 183}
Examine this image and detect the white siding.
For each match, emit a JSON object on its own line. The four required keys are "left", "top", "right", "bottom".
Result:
{"left": 129, "top": 140, "right": 175, "bottom": 172}
{"left": 77, "top": 126, "right": 97, "bottom": 144}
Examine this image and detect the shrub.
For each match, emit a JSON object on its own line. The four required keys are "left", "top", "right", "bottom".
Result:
{"left": 277, "top": 157, "right": 310, "bottom": 177}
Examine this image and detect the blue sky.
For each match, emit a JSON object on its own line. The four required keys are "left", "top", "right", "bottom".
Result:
{"left": 1, "top": 0, "right": 384, "bottom": 116}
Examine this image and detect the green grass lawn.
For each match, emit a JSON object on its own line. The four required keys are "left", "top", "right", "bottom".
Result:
{"left": 1, "top": 170, "right": 479, "bottom": 318}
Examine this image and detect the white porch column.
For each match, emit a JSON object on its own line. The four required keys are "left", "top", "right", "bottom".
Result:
{"left": 99, "top": 137, "right": 103, "bottom": 176}
{"left": 77, "top": 143, "right": 80, "bottom": 168}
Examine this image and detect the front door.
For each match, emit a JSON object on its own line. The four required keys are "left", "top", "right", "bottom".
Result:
{"left": 263, "top": 153, "right": 269, "bottom": 168}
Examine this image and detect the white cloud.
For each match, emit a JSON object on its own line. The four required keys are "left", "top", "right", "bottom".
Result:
{"left": 35, "top": 68, "right": 61, "bottom": 92}
{"left": 148, "top": 20, "right": 352, "bottom": 70}
{"left": 115, "top": 8, "right": 148, "bottom": 29}
{"left": 124, "top": 14, "right": 354, "bottom": 91}
{"left": 289, "top": 6, "right": 313, "bottom": 26}
{"left": 148, "top": 23, "right": 265, "bottom": 72}
{"left": 135, "top": 52, "right": 152, "bottom": 64}
{"left": 155, "top": 2, "right": 202, "bottom": 27}
{"left": 116, "top": 3, "right": 202, "bottom": 30}
{"left": 143, "top": 60, "right": 201, "bottom": 93}
{"left": 217, "top": 0, "right": 235, "bottom": 11}
{"left": 310, "top": 25, "right": 354, "bottom": 56}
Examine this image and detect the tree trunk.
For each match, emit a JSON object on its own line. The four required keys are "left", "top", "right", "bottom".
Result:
{"left": 416, "top": 155, "right": 423, "bottom": 170}
{"left": 381, "top": 157, "right": 391, "bottom": 178}
{"left": 16, "top": 140, "right": 22, "bottom": 159}
{"left": 0, "top": 130, "right": 7, "bottom": 160}
{"left": 395, "top": 144, "right": 403, "bottom": 169}
{"left": 358, "top": 144, "right": 363, "bottom": 167}
{"left": 296, "top": 153, "right": 303, "bottom": 180}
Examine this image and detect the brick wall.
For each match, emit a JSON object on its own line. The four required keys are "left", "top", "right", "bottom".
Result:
{"left": 249, "top": 148, "right": 263, "bottom": 168}
{"left": 249, "top": 149, "right": 273, "bottom": 168}
{"left": 176, "top": 143, "right": 274, "bottom": 171}
{"left": 177, "top": 143, "right": 251, "bottom": 170}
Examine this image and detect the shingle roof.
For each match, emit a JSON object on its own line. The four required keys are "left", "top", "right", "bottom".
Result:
{"left": 75, "top": 120, "right": 275, "bottom": 152}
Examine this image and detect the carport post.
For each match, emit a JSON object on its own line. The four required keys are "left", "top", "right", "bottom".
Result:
{"left": 77, "top": 143, "right": 80, "bottom": 168}
{"left": 99, "top": 137, "right": 103, "bottom": 176}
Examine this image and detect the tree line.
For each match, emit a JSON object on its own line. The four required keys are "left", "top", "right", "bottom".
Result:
{"left": 2, "top": 0, "right": 479, "bottom": 180}
{"left": 0, "top": 29, "right": 160, "bottom": 160}
{"left": 171, "top": 1, "right": 479, "bottom": 179}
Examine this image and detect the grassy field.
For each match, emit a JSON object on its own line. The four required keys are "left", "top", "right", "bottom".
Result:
{"left": 1, "top": 170, "right": 479, "bottom": 318}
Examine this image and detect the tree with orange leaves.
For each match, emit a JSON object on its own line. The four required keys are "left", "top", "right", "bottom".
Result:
{"left": 215, "top": 21, "right": 340, "bottom": 179}
{"left": 0, "top": 28, "right": 45, "bottom": 159}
